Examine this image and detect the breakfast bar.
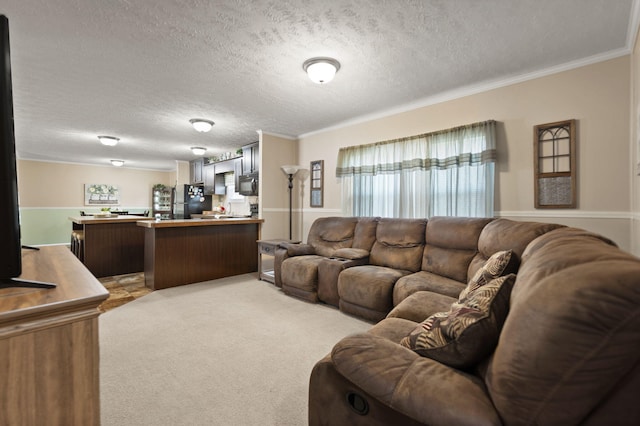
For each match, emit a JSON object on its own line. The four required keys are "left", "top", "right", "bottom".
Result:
{"left": 69, "top": 215, "right": 154, "bottom": 278}
{"left": 137, "top": 217, "right": 264, "bottom": 290}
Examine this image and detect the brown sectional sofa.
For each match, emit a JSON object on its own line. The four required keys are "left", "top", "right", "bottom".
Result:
{"left": 274, "top": 216, "right": 640, "bottom": 425}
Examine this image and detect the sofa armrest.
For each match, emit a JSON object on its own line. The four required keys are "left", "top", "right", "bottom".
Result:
{"left": 333, "top": 247, "right": 370, "bottom": 260}
{"left": 317, "top": 256, "right": 370, "bottom": 307}
{"left": 331, "top": 333, "right": 501, "bottom": 426}
{"left": 279, "top": 242, "right": 316, "bottom": 256}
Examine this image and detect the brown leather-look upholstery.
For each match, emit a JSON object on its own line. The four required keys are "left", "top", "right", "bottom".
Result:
{"left": 309, "top": 222, "right": 640, "bottom": 426}
{"left": 338, "top": 218, "right": 427, "bottom": 322}
{"left": 279, "top": 217, "right": 377, "bottom": 302}
{"left": 393, "top": 216, "right": 492, "bottom": 306}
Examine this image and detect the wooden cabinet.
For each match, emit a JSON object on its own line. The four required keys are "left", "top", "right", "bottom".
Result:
{"left": 152, "top": 187, "right": 173, "bottom": 219}
{"left": 234, "top": 157, "right": 242, "bottom": 188}
{"left": 0, "top": 246, "right": 109, "bottom": 426}
{"left": 203, "top": 164, "right": 215, "bottom": 195}
{"left": 212, "top": 159, "right": 236, "bottom": 195}
{"left": 242, "top": 142, "right": 259, "bottom": 175}
{"left": 190, "top": 158, "right": 204, "bottom": 184}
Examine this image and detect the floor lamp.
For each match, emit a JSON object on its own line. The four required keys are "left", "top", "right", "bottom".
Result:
{"left": 281, "top": 165, "right": 301, "bottom": 240}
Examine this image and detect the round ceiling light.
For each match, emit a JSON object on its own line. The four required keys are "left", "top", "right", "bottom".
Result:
{"left": 190, "top": 146, "right": 207, "bottom": 155}
{"left": 110, "top": 160, "right": 124, "bottom": 167}
{"left": 98, "top": 135, "right": 120, "bottom": 146}
{"left": 189, "top": 118, "right": 215, "bottom": 132}
{"left": 302, "top": 57, "right": 340, "bottom": 84}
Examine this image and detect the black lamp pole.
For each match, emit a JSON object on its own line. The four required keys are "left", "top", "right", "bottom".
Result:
{"left": 287, "top": 173, "right": 294, "bottom": 240}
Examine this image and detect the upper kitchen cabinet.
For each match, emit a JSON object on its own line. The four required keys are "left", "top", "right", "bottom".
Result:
{"left": 203, "top": 163, "right": 215, "bottom": 195}
{"left": 242, "top": 142, "right": 259, "bottom": 175}
{"left": 190, "top": 158, "right": 204, "bottom": 184}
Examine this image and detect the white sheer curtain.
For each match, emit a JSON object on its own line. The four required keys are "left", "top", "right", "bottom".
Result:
{"left": 336, "top": 120, "right": 496, "bottom": 218}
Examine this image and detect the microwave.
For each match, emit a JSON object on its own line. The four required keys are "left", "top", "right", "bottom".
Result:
{"left": 238, "top": 173, "right": 258, "bottom": 196}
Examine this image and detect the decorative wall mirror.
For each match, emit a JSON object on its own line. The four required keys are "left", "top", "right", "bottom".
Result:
{"left": 533, "top": 119, "right": 577, "bottom": 208}
{"left": 310, "top": 160, "right": 324, "bottom": 208}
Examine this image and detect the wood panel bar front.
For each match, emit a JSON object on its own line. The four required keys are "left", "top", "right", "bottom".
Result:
{"left": 0, "top": 246, "right": 109, "bottom": 426}
{"left": 69, "top": 216, "right": 153, "bottom": 277}
{"left": 140, "top": 218, "right": 263, "bottom": 290}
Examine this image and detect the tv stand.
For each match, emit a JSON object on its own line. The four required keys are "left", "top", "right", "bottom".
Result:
{"left": 0, "top": 277, "right": 56, "bottom": 289}
{"left": 0, "top": 246, "right": 109, "bottom": 425}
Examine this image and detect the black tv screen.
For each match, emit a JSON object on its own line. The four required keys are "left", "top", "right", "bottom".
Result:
{"left": 0, "top": 14, "right": 22, "bottom": 281}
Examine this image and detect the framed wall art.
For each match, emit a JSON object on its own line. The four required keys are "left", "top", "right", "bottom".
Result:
{"left": 310, "top": 160, "right": 324, "bottom": 208}
{"left": 85, "top": 183, "right": 120, "bottom": 206}
{"left": 533, "top": 119, "right": 576, "bottom": 208}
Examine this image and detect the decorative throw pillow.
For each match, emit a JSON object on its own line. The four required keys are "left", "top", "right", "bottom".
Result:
{"left": 459, "top": 250, "right": 517, "bottom": 300}
{"left": 400, "top": 273, "right": 516, "bottom": 369}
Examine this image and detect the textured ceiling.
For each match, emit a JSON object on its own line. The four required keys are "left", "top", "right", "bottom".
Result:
{"left": 2, "top": 0, "right": 637, "bottom": 170}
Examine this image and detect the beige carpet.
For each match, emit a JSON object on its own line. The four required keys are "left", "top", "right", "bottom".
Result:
{"left": 99, "top": 274, "right": 372, "bottom": 426}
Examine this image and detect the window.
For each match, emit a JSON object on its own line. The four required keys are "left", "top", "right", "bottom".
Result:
{"left": 336, "top": 120, "right": 496, "bottom": 218}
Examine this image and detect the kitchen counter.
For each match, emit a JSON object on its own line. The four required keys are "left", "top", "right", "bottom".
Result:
{"left": 136, "top": 217, "right": 262, "bottom": 228}
{"left": 139, "top": 218, "right": 264, "bottom": 290}
{"left": 69, "top": 215, "right": 154, "bottom": 277}
{"left": 70, "top": 214, "right": 153, "bottom": 224}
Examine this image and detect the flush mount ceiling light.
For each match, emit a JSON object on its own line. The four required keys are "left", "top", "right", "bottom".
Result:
{"left": 189, "top": 118, "right": 215, "bottom": 132}
{"left": 302, "top": 57, "right": 340, "bottom": 84}
{"left": 98, "top": 135, "right": 120, "bottom": 146}
{"left": 110, "top": 160, "right": 124, "bottom": 167}
{"left": 190, "top": 146, "right": 207, "bottom": 155}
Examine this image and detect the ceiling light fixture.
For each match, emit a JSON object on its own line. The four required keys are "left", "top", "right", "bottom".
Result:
{"left": 302, "top": 57, "right": 340, "bottom": 84}
{"left": 190, "top": 146, "right": 207, "bottom": 155}
{"left": 110, "top": 160, "right": 124, "bottom": 167}
{"left": 98, "top": 135, "right": 120, "bottom": 146}
{"left": 189, "top": 118, "right": 215, "bottom": 132}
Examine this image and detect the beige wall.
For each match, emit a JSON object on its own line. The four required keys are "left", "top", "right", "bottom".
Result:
{"left": 297, "top": 57, "right": 634, "bottom": 252}
{"left": 632, "top": 29, "right": 640, "bottom": 256}
{"left": 259, "top": 131, "right": 300, "bottom": 240}
{"left": 17, "top": 159, "right": 173, "bottom": 245}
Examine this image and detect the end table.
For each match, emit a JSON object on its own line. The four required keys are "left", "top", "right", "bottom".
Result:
{"left": 257, "top": 239, "right": 300, "bottom": 283}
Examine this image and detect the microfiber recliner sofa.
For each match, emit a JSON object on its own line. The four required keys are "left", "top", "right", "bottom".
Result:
{"left": 275, "top": 216, "right": 640, "bottom": 425}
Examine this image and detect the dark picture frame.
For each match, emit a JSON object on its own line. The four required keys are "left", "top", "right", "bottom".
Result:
{"left": 310, "top": 160, "right": 324, "bottom": 208}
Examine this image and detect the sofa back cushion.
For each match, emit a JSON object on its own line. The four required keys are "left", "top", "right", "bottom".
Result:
{"left": 369, "top": 218, "right": 426, "bottom": 272}
{"left": 351, "top": 217, "right": 379, "bottom": 251}
{"left": 422, "top": 216, "right": 493, "bottom": 283}
{"left": 307, "top": 217, "right": 359, "bottom": 258}
{"left": 485, "top": 227, "right": 640, "bottom": 425}
{"left": 468, "top": 218, "right": 564, "bottom": 280}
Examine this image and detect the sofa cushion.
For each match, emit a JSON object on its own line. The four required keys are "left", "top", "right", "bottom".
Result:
{"left": 332, "top": 247, "right": 369, "bottom": 260}
{"left": 467, "top": 218, "right": 564, "bottom": 280}
{"left": 307, "top": 216, "right": 359, "bottom": 257}
{"left": 369, "top": 218, "right": 426, "bottom": 271}
{"left": 486, "top": 228, "right": 640, "bottom": 425}
{"left": 387, "top": 290, "right": 457, "bottom": 323}
{"left": 393, "top": 271, "right": 466, "bottom": 306}
{"left": 422, "top": 216, "right": 493, "bottom": 282}
{"left": 400, "top": 273, "right": 516, "bottom": 369}
{"left": 280, "top": 255, "right": 326, "bottom": 293}
{"left": 459, "top": 249, "right": 517, "bottom": 300}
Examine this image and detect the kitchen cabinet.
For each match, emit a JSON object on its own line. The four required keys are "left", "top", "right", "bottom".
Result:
{"left": 242, "top": 142, "right": 259, "bottom": 175}
{"left": 212, "top": 159, "right": 236, "bottom": 195}
{"left": 190, "top": 158, "right": 204, "bottom": 184}
{"left": 203, "top": 164, "right": 215, "bottom": 195}
{"left": 234, "top": 158, "right": 242, "bottom": 188}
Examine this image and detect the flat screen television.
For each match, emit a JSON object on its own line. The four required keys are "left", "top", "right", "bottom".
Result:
{"left": 0, "top": 15, "right": 54, "bottom": 288}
